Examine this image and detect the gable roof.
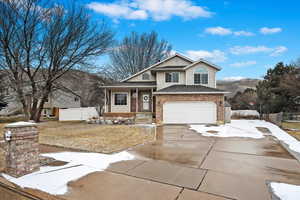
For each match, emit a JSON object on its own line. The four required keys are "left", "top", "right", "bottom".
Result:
{"left": 121, "top": 53, "right": 194, "bottom": 82}
{"left": 100, "top": 81, "right": 156, "bottom": 88}
{"left": 151, "top": 65, "right": 186, "bottom": 71}
{"left": 154, "top": 84, "right": 229, "bottom": 94}
{"left": 184, "top": 59, "right": 222, "bottom": 71}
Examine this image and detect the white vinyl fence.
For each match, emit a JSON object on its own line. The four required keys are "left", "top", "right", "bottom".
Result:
{"left": 59, "top": 107, "right": 99, "bottom": 121}
{"left": 231, "top": 110, "right": 260, "bottom": 119}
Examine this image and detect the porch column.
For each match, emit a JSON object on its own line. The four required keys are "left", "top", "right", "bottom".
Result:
{"left": 151, "top": 88, "right": 153, "bottom": 112}
{"left": 136, "top": 88, "right": 138, "bottom": 112}
{"left": 104, "top": 88, "right": 107, "bottom": 113}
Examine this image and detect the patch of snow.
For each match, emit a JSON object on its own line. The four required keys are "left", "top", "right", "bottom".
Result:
{"left": 133, "top": 124, "right": 156, "bottom": 128}
{"left": 231, "top": 110, "right": 260, "bottom": 117}
{"left": 2, "top": 151, "right": 134, "bottom": 195}
{"left": 190, "top": 120, "right": 300, "bottom": 154}
{"left": 252, "top": 120, "right": 300, "bottom": 153}
{"left": 270, "top": 182, "right": 300, "bottom": 200}
{"left": 5, "top": 121, "right": 36, "bottom": 128}
{"left": 190, "top": 120, "right": 264, "bottom": 139}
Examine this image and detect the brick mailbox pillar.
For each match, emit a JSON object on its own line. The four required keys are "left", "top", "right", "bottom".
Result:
{"left": 4, "top": 122, "right": 40, "bottom": 177}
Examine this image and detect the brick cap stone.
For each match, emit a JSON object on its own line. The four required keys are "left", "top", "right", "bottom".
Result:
{"left": 5, "top": 121, "right": 37, "bottom": 128}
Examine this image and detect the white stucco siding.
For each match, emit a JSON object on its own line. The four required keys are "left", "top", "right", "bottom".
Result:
{"left": 185, "top": 63, "right": 217, "bottom": 88}
{"left": 156, "top": 71, "right": 186, "bottom": 90}
{"left": 111, "top": 91, "right": 131, "bottom": 112}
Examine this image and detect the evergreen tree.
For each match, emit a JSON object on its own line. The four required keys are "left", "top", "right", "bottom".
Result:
{"left": 257, "top": 62, "right": 297, "bottom": 113}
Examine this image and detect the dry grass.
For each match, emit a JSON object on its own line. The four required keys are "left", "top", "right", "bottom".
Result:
{"left": 0, "top": 121, "right": 155, "bottom": 153}
{"left": 38, "top": 121, "right": 155, "bottom": 153}
{"left": 0, "top": 123, "right": 5, "bottom": 133}
{"left": 282, "top": 122, "right": 300, "bottom": 141}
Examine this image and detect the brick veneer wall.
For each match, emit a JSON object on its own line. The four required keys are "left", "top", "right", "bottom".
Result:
{"left": 4, "top": 123, "right": 40, "bottom": 177}
{"left": 155, "top": 94, "right": 225, "bottom": 124}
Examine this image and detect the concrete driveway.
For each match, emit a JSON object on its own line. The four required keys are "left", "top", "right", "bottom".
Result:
{"left": 60, "top": 124, "right": 300, "bottom": 200}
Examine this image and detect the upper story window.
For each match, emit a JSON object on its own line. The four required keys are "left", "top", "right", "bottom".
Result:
{"left": 194, "top": 68, "right": 208, "bottom": 84}
{"left": 114, "top": 93, "right": 127, "bottom": 105}
{"left": 165, "top": 72, "right": 179, "bottom": 83}
{"left": 74, "top": 97, "right": 79, "bottom": 102}
{"left": 142, "top": 73, "right": 150, "bottom": 80}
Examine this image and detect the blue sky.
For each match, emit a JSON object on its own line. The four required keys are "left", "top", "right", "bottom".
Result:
{"left": 80, "top": 0, "right": 300, "bottom": 81}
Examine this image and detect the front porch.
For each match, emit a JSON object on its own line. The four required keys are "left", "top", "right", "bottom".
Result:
{"left": 102, "top": 83, "right": 156, "bottom": 123}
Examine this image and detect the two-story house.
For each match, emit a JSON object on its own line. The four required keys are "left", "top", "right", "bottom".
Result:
{"left": 102, "top": 53, "right": 228, "bottom": 124}
{"left": 0, "top": 84, "right": 81, "bottom": 117}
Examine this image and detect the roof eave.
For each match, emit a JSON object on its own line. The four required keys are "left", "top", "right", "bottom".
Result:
{"left": 153, "top": 91, "right": 230, "bottom": 95}
{"left": 100, "top": 85, "right": 157, "bottom": 88}
{"left": 184, "top": 59, "right": 222, "bottom": 71}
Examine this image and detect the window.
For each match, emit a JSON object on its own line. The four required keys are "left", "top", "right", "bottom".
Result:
{"left": 165, "top": 72, "right": 179, "bottom": 83}
{"left": 114, "top": 93, "right": 127, "bottom": 105}
{"left": 142, "top": 73, "right": 150, "bottom": 80}
{"left": 194, "top": 68, "right": 208, "bottom": 84}
{"left": 74, "top": 97, "right": 79, "bottom": 102}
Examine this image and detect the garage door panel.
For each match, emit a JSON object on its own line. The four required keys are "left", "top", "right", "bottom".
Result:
{"left": 163, "top": 101, "right": 216, "bottom": 124}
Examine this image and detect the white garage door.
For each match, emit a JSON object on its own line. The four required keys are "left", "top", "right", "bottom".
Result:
{"left": 163, "top": 101, "right": 217, "bottom": 124}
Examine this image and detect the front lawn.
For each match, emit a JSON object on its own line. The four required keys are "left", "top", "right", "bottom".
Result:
{"left": 0, "top": 121, "right": 156, "bottom": 153}
{"left": 282, "top": 122, "right": 300, "bottom": 141}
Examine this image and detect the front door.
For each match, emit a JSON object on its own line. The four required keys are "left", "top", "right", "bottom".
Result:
{"left": 142, "top": 93, "right": 150, "bottom": 111}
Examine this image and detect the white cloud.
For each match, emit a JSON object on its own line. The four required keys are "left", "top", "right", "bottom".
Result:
{"left": 86, "top": 2, "right": 148, "bottom": 20}
{"left": 223, "top": 76, "right": 246, "bottom": 81}
{"left": 230, "top": 45, "right": 287, "bottom": 56}
{"left": 270, "top": 46, "right": 288, "bottom": 56}
{"left": 233, "top": 31, "right": 255, "bottom": 36}
{"left": 185, "top": 50, "right": 227, "bottom": 63}
{"left": 86, "top": 0, "right": 212, "bottom": 21}
{"left": 229, "top": 61, "right": 257, "bottom": 67}
{"left": 205, "top": 27, "right": 232, "bottom": 35}
{"left": 205, "top": 27, "right": 254, "bottom": 36}
{"left": 260, "top": 27, "right": 282, "bottom": 35}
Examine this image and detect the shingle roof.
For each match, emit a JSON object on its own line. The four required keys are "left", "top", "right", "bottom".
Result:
{"left": 101, "top": 81, "right": 157, "bottom": 88}
{"left": 154, "top": 84, "right": 228, "bottom": 94}
{"left": 151, "top": 66, "right": 186, "bottom": 71}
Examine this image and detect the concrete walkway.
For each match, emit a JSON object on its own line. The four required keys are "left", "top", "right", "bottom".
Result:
{"left": 60, "top": 125, "right": 300, "bottom": 200}
{"left": 1, "top": 124, "right": 300, "bottom": 200}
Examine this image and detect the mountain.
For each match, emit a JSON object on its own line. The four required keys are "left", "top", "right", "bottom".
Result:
{"left": 217, "top": 78, "right": 260, "bottom": 98}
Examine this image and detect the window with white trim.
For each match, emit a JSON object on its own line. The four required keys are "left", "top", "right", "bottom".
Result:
{"left": 194, "top": 68, "right": 208, "bottom": 84}
{"left": 165, "top": 72, "right": 179, "bottom": 83}
{"left": 114, "top": 93, "right": 127, "bottom": 105}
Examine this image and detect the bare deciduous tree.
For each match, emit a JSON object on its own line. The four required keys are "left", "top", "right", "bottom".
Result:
{"left": 0, "top": 0, "right": 114, "bottom": 121}
{"left": 0, "top": 72, "right": 7, "bottom": 109}
{"left": 104, "top": 31, "right": 172, "bottom": 80}
{"left": 281, "top": 67, "right": 300, "bottom": 97}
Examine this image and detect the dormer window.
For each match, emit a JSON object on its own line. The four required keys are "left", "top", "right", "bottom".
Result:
{"left": 165, "top": 72, "right": 179, "bottom": 83}
{"left": 194, "top": 68, "right": 208, "bottom": 84}
{"left": 142, "top": 73, "right": 150, "bottom": 80}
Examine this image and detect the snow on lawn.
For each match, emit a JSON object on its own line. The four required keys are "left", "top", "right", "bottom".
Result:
{"left": 190, "top": 120, "right": 300, "bottom": 153}
{"left": 270, "top": 182, "right": 300, "bottom": 200}
{"left": 2, "top": 151, "right": 134, "bottom": 195}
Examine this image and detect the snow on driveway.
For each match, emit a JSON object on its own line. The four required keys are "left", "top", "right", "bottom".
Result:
{"left": 270, "top": 182, "right": 300, "bottom": 200}
{"left": 190, "top": 120, "right": 264, "bottom": 139}
{"left": 190, "top": 120, "right": 300, "bottom": 154}
{"left": 3, "top": 151, "right": 134, "bottom": 195}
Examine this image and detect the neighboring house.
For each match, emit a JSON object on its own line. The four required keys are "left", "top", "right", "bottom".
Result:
{"left": 0, "top": 85, "right": 81, "bottom": 117}
{"left": 102, "top": 53, "right": 228, "bottom": 124}
{"left": 42, "top": 86, "right": 81, "bottom": 117}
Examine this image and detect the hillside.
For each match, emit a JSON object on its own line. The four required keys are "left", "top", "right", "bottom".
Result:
{"left": 217, "top": 78, "right": 260, "bottom": 98}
